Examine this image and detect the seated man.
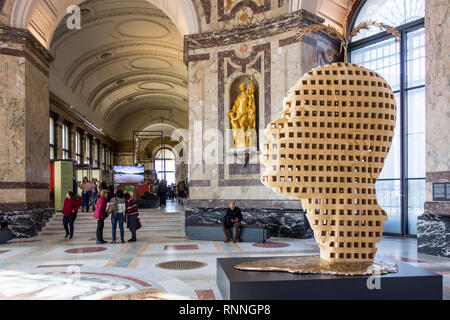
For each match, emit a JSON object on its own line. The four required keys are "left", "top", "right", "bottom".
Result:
{"left": 222, "top": 201, "right": 243, "bottom": 243}
{"left": 0, "top": 221, "right": 13, "bottom": 244}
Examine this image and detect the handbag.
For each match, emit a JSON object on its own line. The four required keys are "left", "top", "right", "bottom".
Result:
{"left": 106, "top": 197, "right": 117, "bottom": 215}
{"left": 136, "top": 218, "right": 142, "bottom": 230}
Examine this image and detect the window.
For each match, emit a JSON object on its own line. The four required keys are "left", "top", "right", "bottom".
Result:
{"left": 49, "top": 117, "right": 55, "bottom": 160}
{"left": 85, "top": 136, "right": 91, "bottom": 165}
{"left": 62, "top": 124, "right": 70, "bottom": 160}
{"left": 349, "top": 0, "right": 425, "bottom": 236}
{"left": 75, "top": 132, "right": 82, "bottom": 164}
{"left": 102, "top": 146, "right": 106, "bottom": 170}
{"left": 93, "top": 141, "right": 99, "bottom": 168}
{"left": 155, "top": 148, "right": 176, "bottom": 185}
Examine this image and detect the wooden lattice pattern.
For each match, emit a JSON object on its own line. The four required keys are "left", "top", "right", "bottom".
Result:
{"left": 262, "top": 62, "right": 397, "bottom": 262}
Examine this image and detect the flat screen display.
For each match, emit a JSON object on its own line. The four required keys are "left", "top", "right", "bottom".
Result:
{"left": 113, "top": 166, "right": 145, "bottom": 184}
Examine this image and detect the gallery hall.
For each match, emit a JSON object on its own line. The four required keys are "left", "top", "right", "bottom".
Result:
{"left": 0, "top": 0, "right": 448, "bottom": 302}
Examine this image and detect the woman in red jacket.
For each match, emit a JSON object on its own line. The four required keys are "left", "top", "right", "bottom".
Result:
{"left": 62, "top": 191, "right": 80, "bottom": 239}
{"left": 94, "top": 189, "right": 108, "bottom": 244}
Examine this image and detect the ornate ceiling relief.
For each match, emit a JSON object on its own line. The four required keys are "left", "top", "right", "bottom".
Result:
{"left": 47, "top": 0, "right": 188, "bottom": 140}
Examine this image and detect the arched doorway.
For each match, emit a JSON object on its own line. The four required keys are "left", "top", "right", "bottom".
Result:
{"left": 154, "top": 148, "right": 176, "bottom": 185}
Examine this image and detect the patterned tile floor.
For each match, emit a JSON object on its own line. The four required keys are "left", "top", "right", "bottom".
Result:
{"left": 0, "top": 201, "right": 448, "bottom": 300}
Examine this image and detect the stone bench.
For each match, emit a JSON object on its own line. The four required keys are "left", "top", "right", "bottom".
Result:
{"left": 186, "top": 224, "right": 270, "bottom": 243}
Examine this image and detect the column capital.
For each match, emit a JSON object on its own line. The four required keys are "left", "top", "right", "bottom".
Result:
{"left": 0, "top": 25, "right": 53, "bottom": 74}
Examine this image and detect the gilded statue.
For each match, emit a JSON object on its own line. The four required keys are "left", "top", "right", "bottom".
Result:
{"left": 228, "top": 76, "right": 257, "bottom": 148}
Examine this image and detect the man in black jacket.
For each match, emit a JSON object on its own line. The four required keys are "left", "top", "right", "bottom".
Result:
{"left": 222, "top": 201, "right": 242, "bottom": 243}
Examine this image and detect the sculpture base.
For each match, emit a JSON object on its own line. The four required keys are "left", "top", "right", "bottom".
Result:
{"left": 217, "top": 256, "right": 443, "bottom": 300}
{"left": 234, "top": 255, "right": 398, "bottom": 275}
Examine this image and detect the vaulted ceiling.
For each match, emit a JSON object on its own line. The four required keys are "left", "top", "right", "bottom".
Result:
{"left": 49, "top": 0, "right": 188, "bottom": 141}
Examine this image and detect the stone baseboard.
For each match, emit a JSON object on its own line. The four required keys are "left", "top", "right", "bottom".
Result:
{"left": 417, "top": 213, "right": 450, "bottom": 258}
{"left": 186, "top": 206, "right": 313, "bottom": 239}
{"left": 0, "top": 208, "right": 54, "bottom": 238}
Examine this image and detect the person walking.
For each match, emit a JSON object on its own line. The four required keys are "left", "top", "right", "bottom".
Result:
{"left": 80, "top": 177, "right": 93, "bottom": 212}
{"left": 62, "top": 191, "right": 80, "bottom": 239}
{"left": 177, "top": 178, "right": 187, "bottom": 205}
{"left": 222, "top": 201, "right": 243, "bottom": 243}
{"left": 109, "top": 190, "right": 126, "bottom": 244}
{"left": 124, "top": 192, "right": 139, "bottom": 242}
{"left": 157, "top": 179, "right": 168, "bottom": 207}
{"left": 91, "top": 178, "right": 98, "bottom": 210}
{"left": 94, "top": 189, "right": 108, "bottom": 244}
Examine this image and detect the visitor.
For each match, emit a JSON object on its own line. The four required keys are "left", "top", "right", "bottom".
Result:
{"left": 109, "top": 190, "right": 126, "bottom": 244}
{"left": 177, "top": 178, "right": 187, "bottom": 205}
{"left": 99, "top": 178, "right": 108, "bottom": 191}
{"left": 157, "top": 179, "right": 168, "bottom": 207}
{"left": 94, "top": 189, "right": 109, "bottom": 244}
{"left": 0, "top": 221, "right": 13, "bottom": 244}
{"left": 107, "top": 184, "right": 115, "bottom": 202}
{"left": 124, "top": 192, "right": 139, "bottom": 242}
{"left": 80, "top": 177, "right": 93, "bottom": 212}
{"left": 91, "top": 178, "right": 98, "bottom": 210}
{"left": 222, "top": 201, "right": 243, "bottom": 243}
{"left": 62, "top": 191, "right": 80, "bottom": 239}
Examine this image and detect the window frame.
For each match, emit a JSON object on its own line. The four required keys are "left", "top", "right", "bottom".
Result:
{"left": 75, "top": 131, "right": 82, "bottom": 164}
{"left": 154, "top": 147, "right": 176, "bottom": 185}
{"left": 348, "top": 0, "right": 425, "bottom": 237}
{"left": 49, "top": 117, "right": 56, "bottom": 160}
{"left": 61, "top": 123, "right": 70, "bottom": 160}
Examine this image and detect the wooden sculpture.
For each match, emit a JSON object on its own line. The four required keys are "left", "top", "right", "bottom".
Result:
{"left": 261, "top": 62, "right": 397, "bottom": 263}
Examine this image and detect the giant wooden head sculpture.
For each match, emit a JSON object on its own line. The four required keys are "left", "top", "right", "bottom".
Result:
{"left": 262, "top": 62, "right": 397, "bottom": 263}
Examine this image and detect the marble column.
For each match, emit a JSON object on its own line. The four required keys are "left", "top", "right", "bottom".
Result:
{"left": 417, "top": 0, "right": 450, "bottom": 257}
{"left": 0, "top": 25, "right": 54, "bottom": 237}
{"left": 70, "top": 124, "right": 78, "bottom": 162}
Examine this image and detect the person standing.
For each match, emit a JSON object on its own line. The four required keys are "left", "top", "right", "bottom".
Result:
{"left": 222, "top": 201, "right": 243, "bottom": 243}
{"left": 94, "top": 189, "right": 108, "bottom": 244}
{"left": 62, "top": 191, "right": 80, "bottom": 239}
{"left": 80, "top": 177, "right": 93, "bottom": 212}
{"left": 124, "top": 192, "right": 139, "bottom": 242}
{"left": 99, "top": 178, "right": 108, "bottom": 191}
{"left": 157, "top": 179, "right": 168, "bottom": 207}
{"left": 109, "top": 190, "right": 126, "bottom": 244}
{"left": 91, "top": 178, "right": 98, "bottom": 210}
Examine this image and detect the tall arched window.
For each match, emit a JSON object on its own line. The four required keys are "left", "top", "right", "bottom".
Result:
{"left": 155, "top": 148, "right": 176, "bottom": 185}
{"left": 349, "top": 0, "right": 425, "bottom": 236}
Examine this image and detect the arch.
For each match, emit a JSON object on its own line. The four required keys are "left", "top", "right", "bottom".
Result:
{"left": 10, "top": 0, "right": 199, "bottom": 49}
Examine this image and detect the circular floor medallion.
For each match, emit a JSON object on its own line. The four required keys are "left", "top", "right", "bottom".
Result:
{"left": 65, "top": 247, "right": 107, "bottom": 254}
{"left": 156, "top": 260, "right": 207, "bottom": 271}
{"left": 252, "top": 242, "right": 290, "bottom": 248}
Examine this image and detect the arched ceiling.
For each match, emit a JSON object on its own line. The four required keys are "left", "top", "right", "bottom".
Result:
{"left": 48, "top": 0, "right": 188, "bottom": 141}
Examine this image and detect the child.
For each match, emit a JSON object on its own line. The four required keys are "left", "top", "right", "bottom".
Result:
{"left": 62, "top": 191, "right": 80, "bottom": 239}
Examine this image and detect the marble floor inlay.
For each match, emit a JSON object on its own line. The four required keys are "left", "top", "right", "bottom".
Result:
{"left": 0, "top": 201, "right": 449, "bottom": 300}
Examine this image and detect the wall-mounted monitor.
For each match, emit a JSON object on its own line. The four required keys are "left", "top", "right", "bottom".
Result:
{"left": 113, "top": 166, "right": 145, "bottom": 184}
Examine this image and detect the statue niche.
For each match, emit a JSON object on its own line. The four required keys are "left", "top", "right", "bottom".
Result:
{"left": 228, "top": 75, "right": 258, "bottom": 149}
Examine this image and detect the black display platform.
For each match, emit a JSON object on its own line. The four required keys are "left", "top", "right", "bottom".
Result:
{"left": 217, "top": 256, "right": 443, "bottom": 300}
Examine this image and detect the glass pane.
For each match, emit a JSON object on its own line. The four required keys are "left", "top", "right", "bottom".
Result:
{"left": 376, "top": 179, "right": 402, "bottom": 234}
{"left": 407, "top": 88, "right": 425, "bottom": 178}
{"left": 352, "top": 0, "right": 425, "bottom": 41}
{"left": 379, "top": 93, "right": 401, "bottom": 179}
{"left": 407, "top": 28, "right": 425, "bottom": 88}
{"left": 407, "top": 179, "right": 425, "bottom": 235}
{"left": 165, "top": 160, "right": 175, "bottom": 172}
{"left": 49, "top": 118, "right": 55, "bottom": 144}
{"left": 155, "top": 160, "right": 164, "bottom": 172}
{"left": 351, "top": 38, "right": 400, "bottom": 91}
{"left": 166, "top": 172, "right": 176, "bottom": 185}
